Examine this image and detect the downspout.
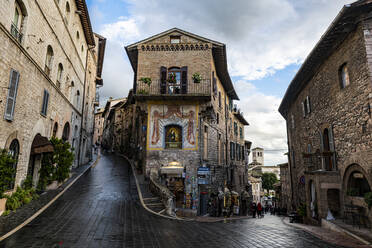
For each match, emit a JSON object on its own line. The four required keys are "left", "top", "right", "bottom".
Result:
{"left": 225, "top": 94, "right": 229, "bottom": 186}
{"left": 78, "top": 45, "right": 95, "bottom": 167}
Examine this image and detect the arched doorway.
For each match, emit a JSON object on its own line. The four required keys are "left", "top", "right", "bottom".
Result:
{"left": 28, "top": 134, "right": 54, "bottom": 187}
{"left": 62, "top": 122, "right": 70, "bottom": 142}
{"left": 8, "top": 139, "right": 20, "bottom": 189}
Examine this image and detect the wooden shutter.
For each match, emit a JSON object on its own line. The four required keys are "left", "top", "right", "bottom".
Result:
{"left": 319, "top": 131, "right": 325, "bottom": 170}
{"left": 213, "top": 73, "right": 217, "bottom": 95}
{"left": 328, "top": 126, "right": 336, "bottom": 170}
{"left": 302, "top": 102, "right": 306, "bottom": 117}
{"left": 181, "top": 66, "right": 187, "bottom": 94}
{"left": 41, "top": 89, "right": 49, "bottom": 115}
{"left": 306, "top": 96, "right": 311, "bottom": 114}
{"left": 160, "top": 66, "right": 167, "bottom": 94}
{"left": 4, "top": 69, "right": 20, "bottom": 121}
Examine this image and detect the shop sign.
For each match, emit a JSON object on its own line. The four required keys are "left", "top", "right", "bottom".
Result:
{"left": 198, "top": 167, "right": 210, "bottom": 185}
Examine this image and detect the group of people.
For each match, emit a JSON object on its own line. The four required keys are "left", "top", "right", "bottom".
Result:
{"left": 250, "top": 202, "right": 264, "bottom": 218}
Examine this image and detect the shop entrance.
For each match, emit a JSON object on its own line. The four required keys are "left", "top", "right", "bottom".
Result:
{"left": 199, "top": 192, "right": 208, "bottom": 216}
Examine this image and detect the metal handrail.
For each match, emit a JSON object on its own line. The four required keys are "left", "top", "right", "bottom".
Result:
{"left": 136, "top": 79, "right": 211, "bottom": 96}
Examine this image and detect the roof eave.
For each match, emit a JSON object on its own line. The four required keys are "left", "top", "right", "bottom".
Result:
{"left": 75, "top": 0, "right": 95, "bottom": 46}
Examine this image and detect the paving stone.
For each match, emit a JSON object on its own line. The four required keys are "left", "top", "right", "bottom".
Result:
{"left": 0, "top": 155, "right": 346, "bottom": 248}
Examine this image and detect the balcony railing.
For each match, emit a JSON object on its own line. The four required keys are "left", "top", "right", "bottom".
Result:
{"left": 303, "top": 150, "right": 336, "bottom": 173}
{"left": 11, "top": 22, "right": 23, "bottom": 43}
{"left": 135, "top": 79, "right": 211, "bottom": 97}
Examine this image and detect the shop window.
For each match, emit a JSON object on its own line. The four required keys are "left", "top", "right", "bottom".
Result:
{"left": 165, "top": 125, "right": 182, "bottom": 149}
{"left": 347, "top": 171, "right": 371, "bottom": 197}
{"left": 339, "top": 63, "right": 350, "bottom": 89}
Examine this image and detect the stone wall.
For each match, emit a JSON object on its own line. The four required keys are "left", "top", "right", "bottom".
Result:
{"left": 286, "top": 20, "right": 372, "bottom": 218}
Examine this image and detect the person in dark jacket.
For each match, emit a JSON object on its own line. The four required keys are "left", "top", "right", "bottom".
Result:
{"left": 251, "top": 202, "right": 257, "bottom": 218}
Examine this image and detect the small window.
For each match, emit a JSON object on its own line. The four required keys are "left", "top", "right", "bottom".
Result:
{"left": 45, "top": 45, "right": 54, "bottom": 76}
{"left": 76, "top": 31, "right": 80, "bottom": 40}
{"left": 52, "top": 122, "right": 58, "bottom": 137}
{"left": 240, "top": 127, "right": 243, "bottom": 139}
{"left": 339, "top": 63, "right": 350, "bottom": 89}
{"left": 217, "top": 113, "right": 219, "bottom": 124}
{"left": 234, "top": 122, "right": 238, "bottom": 136}
{"left": 218, "top": 92, "right": 221, "bottom": 108}
{"left": 57, "top": 63, "right": 63, "bottom": 88}
{"left": 302, "top": 96, "right": 311, "bottom": 117}
{"left": 170, "top": 36, "right": 180, "bottom": 44}
{"left": 62, "top": 122, "right": 70, "bottom": 141}
{"left": 41, "top": 89, "right": 49, "bottom": 116}
{"left": 65, "top": 2, "right": 70, "bottom": 24}
{"left": 81, "top": 45, "right": 84, "bottom": 53}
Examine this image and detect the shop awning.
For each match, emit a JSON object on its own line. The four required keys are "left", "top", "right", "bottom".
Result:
{"left": 160, "top": 166, "right": 184, "bottom": 176}
{"left": 31, "top": 134, "right": 54, "bottom": 155}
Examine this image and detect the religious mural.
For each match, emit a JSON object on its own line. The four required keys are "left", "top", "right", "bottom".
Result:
{"left": 149, "top": 105, "right": 197, "bottom": 149}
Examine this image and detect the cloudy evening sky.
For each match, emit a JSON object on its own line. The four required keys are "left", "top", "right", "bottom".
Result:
{"left": 86, "top": 0, "right": 353, "bottom": 166}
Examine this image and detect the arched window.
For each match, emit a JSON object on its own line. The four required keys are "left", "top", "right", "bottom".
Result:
{"left": 339, "top": 63, "right": 350, "bottom": 89}
{"left": 81, "top": 45, "right": 84, "bottom": 53}
{"left": 8, "top": 139, "right": 20, "bottom": 189}
{"left": 165, "top": 125, "right": 182, "bottom": 149}
{"left": 76, "top": 90, "right": 80, "bottom": 107}
{"left": 12, "top": 1, "right": 26, "bottom": 43}
{"left": 52, "top": 122, "right": 58, "bottom": 137}
{"left": 57, "top": 63, "right": 63, "bottom": 88}
{"left": 65, "top": 2, "right": 70, "bottom": 24}
{"left": 347, "top": 171, "right": 371, "bottom": 197}
{"left": 45, "top": 45, "right": 54, "bottom": 76}
{"left": 62, "top": 122, "right": 70, "bottom": 142}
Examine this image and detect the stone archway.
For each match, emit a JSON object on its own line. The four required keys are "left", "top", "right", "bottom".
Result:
{"left": 343, "top": 164, "right": 372, "bottom": 198}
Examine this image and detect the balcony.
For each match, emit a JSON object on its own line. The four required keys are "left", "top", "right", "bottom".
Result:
{"left": 303, "top": 150, "right": 337, "bottom": 173}
{"left": 11, "top": 22, "right": 23, "bottom": 43}
{"left": 134, "top": 79, "right": 211, "bottom": 101}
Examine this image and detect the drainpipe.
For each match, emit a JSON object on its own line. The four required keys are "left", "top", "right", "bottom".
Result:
{"left": 78, "top": 45, "right": 95, "bottom": 167}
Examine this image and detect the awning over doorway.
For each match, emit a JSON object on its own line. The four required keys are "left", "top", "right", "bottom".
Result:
{"left": 160, "top": 162, "right": 184, "bottom": 176}
{"left": 31, "top": 134, "right": 54, "bottom": 155}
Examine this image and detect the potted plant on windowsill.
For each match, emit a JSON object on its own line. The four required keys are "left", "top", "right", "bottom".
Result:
{"left": 167, "top": 72, "right": 177, "bottom": 84}
{"left": 139, "top": 77, "right": 152, "bottom": 86}
{"left": 192, "top": 72, "right": 202, "bottom": 83}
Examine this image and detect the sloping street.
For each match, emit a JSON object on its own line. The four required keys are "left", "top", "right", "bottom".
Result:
{"left": 0, "top": 155, "right": 343, "bottom": 248}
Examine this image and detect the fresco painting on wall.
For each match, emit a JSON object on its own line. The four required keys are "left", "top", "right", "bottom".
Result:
{"left": 149, "top": 105, "right": 197, "bottom": 149}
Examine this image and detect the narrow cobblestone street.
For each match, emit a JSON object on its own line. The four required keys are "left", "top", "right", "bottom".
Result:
{"left": 0, "top": 155, "right": 345, "bottom": 248}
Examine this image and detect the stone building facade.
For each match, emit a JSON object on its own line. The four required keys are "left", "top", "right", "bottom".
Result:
{"left": 279, "top": 0, "right": 372, "bottom": 224}
{"left": 93, "top": 107, "right": 104, "bottom": 145}
{"left": 278, "top": 162, "right": 291, "bottom": 210}
{"left": 125, "top": 28, "right": 249, "bottom": 216}
{"left": 0, "top": 0, "right": 104, "bottom": 190}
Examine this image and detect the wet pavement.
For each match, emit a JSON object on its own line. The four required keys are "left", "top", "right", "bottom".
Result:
{"left": 0, "top": 155, "right": 345, "bottom": 248}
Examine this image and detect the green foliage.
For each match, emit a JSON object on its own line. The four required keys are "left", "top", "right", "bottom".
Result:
{"left": 5, "top": 187, "right": 38, "bottom": 211}
{"left": 137, "top": 89, "right": 149, "bottom": 95}
{"left": 347, "top": 188, "right": 359, "bottom": 197}
{"left": 364, "top": 192, "right": 372, "bottom": 208}
{"left": 139, "top": 77, "right": 152, "bottom": 86}
{"left": 192, "top": 72, "right": 202, "bottom": 83}
{"left": 22, "top": 175, "right": 33, "bottom": 190}
{"left": 297, "top": 203, "right": 307, "bottom": 217}
{"left": 261, "top": 172, "right": 278, "bottom": 191}
{"left": 167, "top": 72, "right": 177, "bottom": 83}
{"left": 0, "top": 149, "right": 16, "bottom": 197}
{"left": 37, "top": 137, "right": 74, "bottom": 190}
{"left": 2, "top": 210, "right": 10, "bottom": 216}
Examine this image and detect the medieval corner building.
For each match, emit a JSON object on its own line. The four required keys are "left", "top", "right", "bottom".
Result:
{"left": 124, "top": 28, "right": 250, "bottom": 216}
{"left": 279, "top": 0, "right": 372, "bottom": 226}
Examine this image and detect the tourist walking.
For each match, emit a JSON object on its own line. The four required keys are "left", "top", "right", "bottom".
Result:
{"left": 251, "top": 202, "right": 257, "bottom": 218}
{"left": 257, "top": 202, "right": 263, "bottom": 218}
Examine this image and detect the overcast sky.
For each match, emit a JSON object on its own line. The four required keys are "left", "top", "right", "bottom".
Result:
{"left": 86, "top": 0, "right": 352, "bottom": 166}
